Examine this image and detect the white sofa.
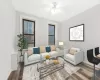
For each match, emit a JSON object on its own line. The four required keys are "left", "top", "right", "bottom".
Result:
{"left": 23, "top": 47, "right": 63, "bottom": 66}
{"left": 64, "top": 48, "right": 84, "bottom": 65}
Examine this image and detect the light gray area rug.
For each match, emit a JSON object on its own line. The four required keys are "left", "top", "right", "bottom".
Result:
{"left": 23, "top": 61, "right": 94, "bottom": 80}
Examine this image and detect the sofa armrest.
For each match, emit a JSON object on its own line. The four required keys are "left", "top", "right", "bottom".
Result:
{"left": 74, "top": 51, "right": 84, "bottom": 63}
{"left": 64, "top": 49, "right": 68, "bottom": 55}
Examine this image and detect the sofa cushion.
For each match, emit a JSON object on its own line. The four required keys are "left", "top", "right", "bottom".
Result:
{"left": 50, "top": 45, "right": 56, "bottom": 51}
{"left": 28, "top": 54, "right": 40, "bottom": 62}
{"left": 69, "top": 48, "right": 80, "bottom": 55}
{"left": 65, "top": 54, "right": 75, "bottom": 61}
{"left": 46, "top": 46, "right": 51, "bottom": 52}
{"left": 41, "top": 53, "right": 50, "bottom": 59}
{"left": 28, "top": 47, "right": 36, "bottom": 53}
{"left": 40, "top": 46, "right": 46, "bottom": 53}
{"left": 33, "top": 47, "right": 40, "bottom": 54}
{"left": 49, "top": 51, "right": 58, "bottom": 57}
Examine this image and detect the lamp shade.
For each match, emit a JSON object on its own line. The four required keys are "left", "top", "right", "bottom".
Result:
{"left": 59, "top": 42, "right": 64, "bottom": 46}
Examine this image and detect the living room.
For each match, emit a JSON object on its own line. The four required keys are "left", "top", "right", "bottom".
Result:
{"left": 1, "top": 0, "right": 100, "bottom": 80}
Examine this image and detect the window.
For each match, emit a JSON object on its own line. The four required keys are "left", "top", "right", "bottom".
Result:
{"left": 48, "top": 24, "right": 55, "bottom": 45}
{"left": 23, "top": 19, "right": 35, "bottom": 47}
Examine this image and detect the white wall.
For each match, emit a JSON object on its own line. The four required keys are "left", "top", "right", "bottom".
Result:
{"left": 0, "top": 0, "right": 16, "bottom": 79}
{"left": 60, "top": 4, "right": 100, "bottom": 62}
{"left": 15, "top": 11, "right": 61, "bottom": 62}
{"left": 16, "top": 11, "right": 60, "bottom": 48}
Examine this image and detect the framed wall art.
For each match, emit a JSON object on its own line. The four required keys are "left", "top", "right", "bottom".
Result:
{"left": 69, "top": 24, "right": 84, "bottom": 41}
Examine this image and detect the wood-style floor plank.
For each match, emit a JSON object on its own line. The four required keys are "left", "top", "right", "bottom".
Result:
{"left": 18, "top": 62, "right": 24, "bottom": 80}
{"left": 8, "top": 71, "right": 17, "bottom": 80}
{"left": 8, "top": 62, "right": 24, "bottom": 80}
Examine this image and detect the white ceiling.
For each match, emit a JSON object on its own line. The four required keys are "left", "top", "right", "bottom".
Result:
{"left": 12, "top": 0, "right": 100, "bottom": 22}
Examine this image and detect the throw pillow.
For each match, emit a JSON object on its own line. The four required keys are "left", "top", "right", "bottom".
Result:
{"left": 33, "top": 47, "right": 40, "bottom": 54}
{"left": 40, "top": 46, "right": 46, "bottom": 53}
{"left": 27, "top": 49, "right": 33, "bottom": 56}
{"left": 46, "top": 46, "right": 51, "bottom": 52}
{"left": 71, "top": 48, "right": 80, "bottom": 52}
{"left": 27, "top": 47, "right": 33, "bottom": 56}
{"left": 50, "top": 45, "right": 56, "bottom": 51}
{"left": 69, "top": 49, "right": 77, "bottom": 55}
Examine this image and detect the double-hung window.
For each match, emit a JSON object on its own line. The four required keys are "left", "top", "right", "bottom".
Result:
{"left": 23, "top": 19, "right": 35, "bottom": 47}
{"left": 48, "top": 24, "right": 55, "bottom": 45}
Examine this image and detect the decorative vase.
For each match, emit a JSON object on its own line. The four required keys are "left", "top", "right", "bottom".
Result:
{"left": 46, "top": 59, "right": 49, "bottom": 64}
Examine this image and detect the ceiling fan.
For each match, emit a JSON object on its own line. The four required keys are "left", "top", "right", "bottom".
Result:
{"left": 40, "top": 1, "right": 66, "bottom": 15}
{"left": 51, "top": 2, "right": 58, "bottom": 14}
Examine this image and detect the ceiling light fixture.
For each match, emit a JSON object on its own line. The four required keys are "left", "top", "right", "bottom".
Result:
{"left": 51, "top": 2, "right": 57, "bottom": 14}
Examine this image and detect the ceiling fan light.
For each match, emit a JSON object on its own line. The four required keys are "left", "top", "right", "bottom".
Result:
{"left": 51, "top": 2, "right": 57, "bottom": 14}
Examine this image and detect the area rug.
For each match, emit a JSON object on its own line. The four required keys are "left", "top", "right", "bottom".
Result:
{"left": 22, "top": 61, "right": 94, "bottom": 80}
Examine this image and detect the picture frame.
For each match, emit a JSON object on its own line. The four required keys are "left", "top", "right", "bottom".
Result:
{"left": 69, "top": 24, "right": 84, "bottom": 41}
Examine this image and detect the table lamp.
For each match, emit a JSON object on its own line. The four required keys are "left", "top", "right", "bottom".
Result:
{"left": 58, "top": 42, "right": 64, "bottom": 50}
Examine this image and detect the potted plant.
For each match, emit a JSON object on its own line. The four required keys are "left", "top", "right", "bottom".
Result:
{"left": 17, "top": 34, "right": 28, "bottom": 56}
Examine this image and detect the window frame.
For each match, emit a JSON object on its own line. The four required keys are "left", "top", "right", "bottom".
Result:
{"left": 48, "top": 24, "right": 55, "bottom": 45}
{"left": 22, "top": 19, "right": 35, "bottom": 47}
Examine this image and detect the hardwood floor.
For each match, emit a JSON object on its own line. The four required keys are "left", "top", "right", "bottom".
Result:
{"left": 8, "top": 70, "right": 17, "bottom": 80}
{"left": 8, "top": 62, "right": 24, "bottom": 80}
{"left": 18, "top": 62, "right": 24, "bottom": 80}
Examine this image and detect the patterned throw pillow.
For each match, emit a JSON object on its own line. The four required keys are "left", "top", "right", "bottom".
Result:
{"left": 50, "top": 45, "right": 56, "bottom": 51}
{"left": 40, "top": 46, "right": 46, "bottom": 53}
{"left": 33, "top": 47, "right": 40, "bottom": 54}
{"left": 69, "top": 49, "right": 77, "bottom": 55}
{"left": 46, "top": 46, "right": 51, "bottom": 52}
{"left": 27, "top": 48, "right": 33, "bottom": 56}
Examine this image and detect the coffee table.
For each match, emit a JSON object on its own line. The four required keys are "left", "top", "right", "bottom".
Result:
{"left": 37, "top": 57, "right": 64, "bottom": 79}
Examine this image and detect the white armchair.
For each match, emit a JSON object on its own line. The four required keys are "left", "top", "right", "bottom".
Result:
{"left": 64, "top": 48, "right": 84, "bottom": 65}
